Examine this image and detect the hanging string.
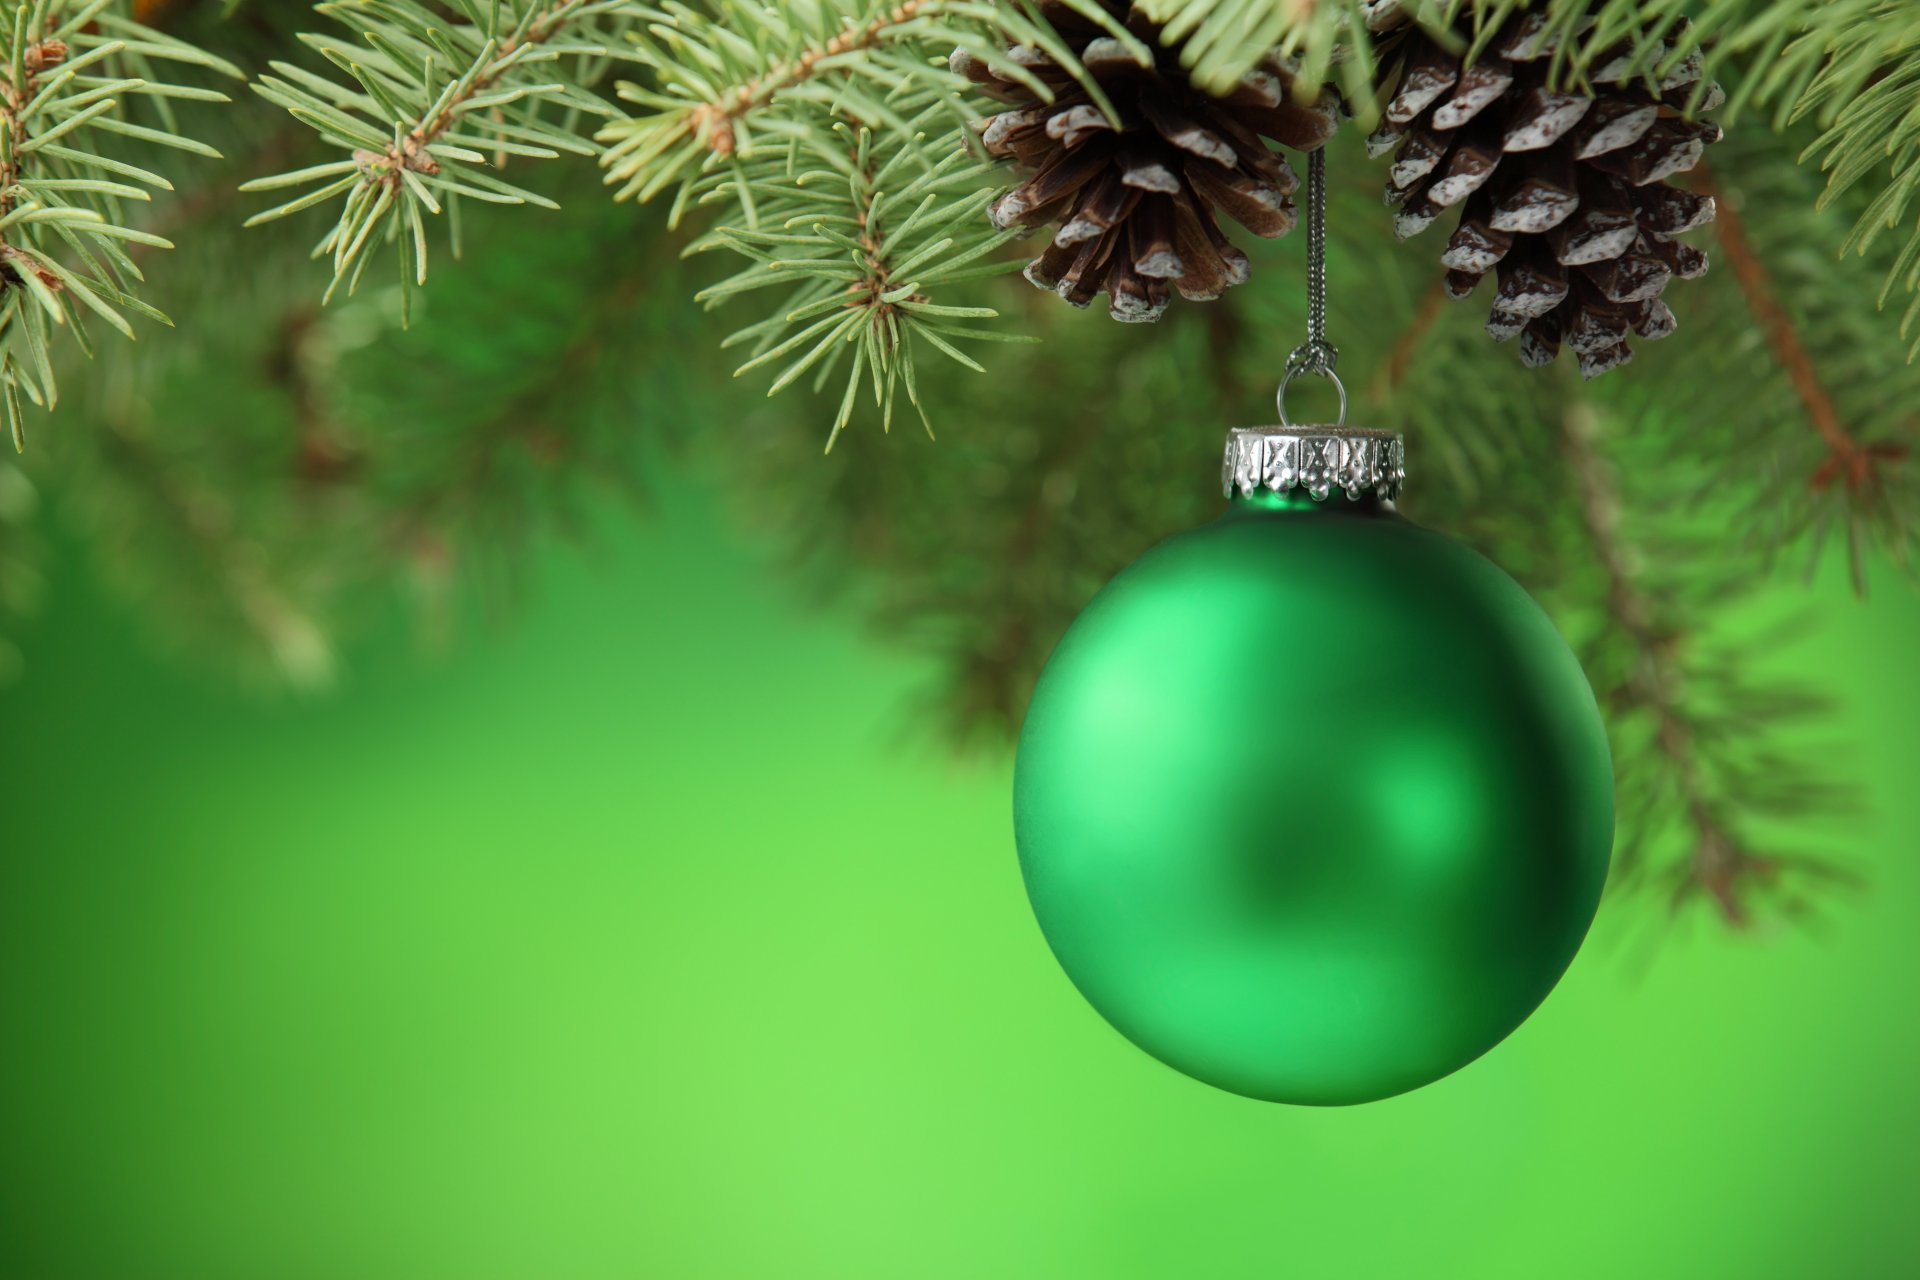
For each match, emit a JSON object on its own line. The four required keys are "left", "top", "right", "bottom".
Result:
{"left": 1291, "top": 148, "right": 1336, "bottom": 377}
{"left": 1277, "top": 147, "right": 1346, "bottom": 427}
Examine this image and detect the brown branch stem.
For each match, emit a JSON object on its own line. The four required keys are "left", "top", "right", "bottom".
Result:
{"left": 357, "top": 0, "right": 582, "bottom": 189}
{"left": 1693, "top": 162, "right": 1875, "bottom": 481}
{"left": 0, "top": 33, "right": 62, "bottom": 215}
{"left": 1370, "top": 278, "right": 1448, "bottom": 404}
{"left": 688, "top": 1, "right": 926, "bottom": 154}
{"left": 0, "top": 27, "right": 68, "bottom": 303}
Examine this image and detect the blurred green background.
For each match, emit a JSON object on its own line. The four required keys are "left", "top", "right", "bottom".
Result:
{"left": 2, "top": 465, "right": 1917, "bottom": 1280}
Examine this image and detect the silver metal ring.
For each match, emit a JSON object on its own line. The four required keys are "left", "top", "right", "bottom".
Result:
{"left": 1277, "top": 365, "right": 1348, "bottom": 429}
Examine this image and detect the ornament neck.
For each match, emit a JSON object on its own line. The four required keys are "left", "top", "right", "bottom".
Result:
{"left": 1221, "top": 427, "right": 1406, "bottom": 505}
{"left": 1230, "top": 489, "right": 1388, "bottom": 515}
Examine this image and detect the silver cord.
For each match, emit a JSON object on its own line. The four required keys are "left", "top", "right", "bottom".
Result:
{"left": 1277, "top": 147, "right": 1346, "bottom": 427}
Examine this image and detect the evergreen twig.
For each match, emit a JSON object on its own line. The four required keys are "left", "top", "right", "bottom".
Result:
{"left": 597, "top": 0, "right": 1111, "bottom": 216}
{"left": 0, "top": 0, "right": 236, "bottom": 449}
{"left": 1781, "top": 1, "right": 1920, "bottom": 345}
{"left": 694, "top": 95, "right": 1032, "bottom": 446}
{"left": 1695, "top": 158, "right": 1909, "bottom": 585}
{"left": 1563, "top": 399, "right": 1775, "bottom": 922}
{"left": 241, "top": 0, "right": 638, "bottom": 308}
{"left": 0, "top": 0, "right": 1912, "bottom": 942}
{"left": 84, "top": 409, "right": 338, "bottom": 685}
{"left": 1593, "top": 125, "right": 1918, "bottom": 586}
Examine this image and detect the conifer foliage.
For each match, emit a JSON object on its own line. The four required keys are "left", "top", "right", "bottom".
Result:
{"left": 0, "top": 0, "right": 1917, "bottom": 930}
{"left": 0, "top": 0, "right": 236, "bottom": 449}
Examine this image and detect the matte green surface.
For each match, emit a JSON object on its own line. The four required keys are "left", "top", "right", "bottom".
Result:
{"left": 1015, "top": 496, "right": 1614, "bottom": 1104}
{"left": 3, "top": 477, "right": 1918, "bottom": 1278}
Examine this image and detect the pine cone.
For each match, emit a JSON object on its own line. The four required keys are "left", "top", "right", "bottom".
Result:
{"left": 1372, "top": 10, "right": 1722, "bottom": 377}
{"left": 956, "top": 4, "right": 1337, "bottom": 323}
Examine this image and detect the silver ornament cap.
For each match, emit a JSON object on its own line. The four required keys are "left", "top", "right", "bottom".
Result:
{"left": 1222, "top": 426, "right": 1406, "bottom": 503}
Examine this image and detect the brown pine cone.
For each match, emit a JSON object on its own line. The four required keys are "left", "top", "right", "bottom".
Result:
{"left": 956, "top": 3, "right": 1337, "bottom": 323}
{"left": 1372, "top": 10, "right": 1721, "bottom": 377}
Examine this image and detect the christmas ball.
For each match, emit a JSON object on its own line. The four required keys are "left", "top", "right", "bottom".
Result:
{"left": 1013, "top": 428, "right": 1614, "bottom": 1105}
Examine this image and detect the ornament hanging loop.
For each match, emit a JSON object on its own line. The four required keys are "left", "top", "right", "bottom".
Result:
{"left": 1277, "top": 361, "right": 1347, "bottom": 430}
{"left": 1277, "top": 146, "right": 1345, "bottom": 429}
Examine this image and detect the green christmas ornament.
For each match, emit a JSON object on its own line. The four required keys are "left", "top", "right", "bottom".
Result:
{"left": 1012, "top": 151, "right": 1614, "bottom": 1107}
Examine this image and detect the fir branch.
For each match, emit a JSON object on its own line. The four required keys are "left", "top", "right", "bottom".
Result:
{"left": 82, "top": 408, "right": 339, "bottom": 686}
{"left": 1133, "top": 0, "right": 1385, "bottom": 106}
{"left": 1694, "top": 159, "right": 1905, "bottom": 505}
{"left": 0, "top": 0, "right": 237, "bottom": 450}
{"left": 1564, "top": 398, "right": 1750, "bottom": 920}
{"left": 1592, "top": 126, "right": 1917, "bottom": 588}
{"left": 613, "top": 0, "right": 933, "bottom": 180}
{"left": 381, "top": 260, "right": 654, "bottom": 575}
{"left": 1560, "top": 398, "right": 1848, "bottom": 924}
{"left": 1123, "top": 0, "right": 1828, "bottom": 121}
{"left": 950, "top": 363, "right": 1108, "bottom": 733}
{"left": 733, "top": 293, "right": 1233, "bottom": 747}
{"left": 240, "top": 0, "right": 638, "bottom": 307}
{"left": 1781, "top": 1, "right": 1920, "bottom": 353}
{"left": 600, "top": 0, "right": 1131, "bottom": 442}
{"left": 694, "top": 95, "right": 1028, "bottom": 445}
{"left": 597, "top": 0, "right": 1104, "bottom": 217}
{"left": 51, "top": 167, "right": 701, "bottom": 685}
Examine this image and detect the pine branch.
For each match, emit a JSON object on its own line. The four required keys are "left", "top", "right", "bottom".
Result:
{"left": 0, "top": 0, "right": 236, "bottom": 450}
{"left": 596, "top": 0, "right": 1143, "bottom": 443}
{"left": 606, "top": 0, "right": 936, "bottom": 196}
{"left": 719, "top": 126, "right": 1867, "bottom": 937}
{"left": 733, "top": 291, "right": 1234, "bottom": 746}
{"left": 597, "top": 0, "right": 1107, "bottom": 217}
{"left": 1133, "top": 0, "right": 1386, "bottom": 105}
{"left": 1560, "top": 398, "right": 1850, "bottom": 924}
{"left": 79, "top": 407, "right": 339, "bottom": 685}
{"left": 693, "top": 94, "right": 1032, "bottom": 446}
{"left": 1122, "top": 0, "right": 1827, "bottom": 122}
{"left": 43, "top": 164, "right": 717, "bottom": 683}
{"left": 1564, "top": 397, "right": 1752, "bottom": 921}
{"left": 1780, "top": 1, "right": 1920, "bottom": 351}
{"left": 1591, "top": 126, "right": 1917, "bottom": 587}
{"left": 950, "top": 360, "right": 1109, "bottom": 733}
{"left": 1694, "top": 158, "right": 1907, "bottom": 509}
{"left": 377, "top": 254, "right": 658, "bottom": 580}
{"left": 240, "top": 0, "right": 638, "bottom": 308}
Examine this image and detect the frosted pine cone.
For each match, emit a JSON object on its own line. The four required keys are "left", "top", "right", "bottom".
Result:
{"left": 957, "top": 2, "right": 1337, "bottom": 323}
{"left": 1372, "top": 10, "right": 1722, "bottom": 377}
